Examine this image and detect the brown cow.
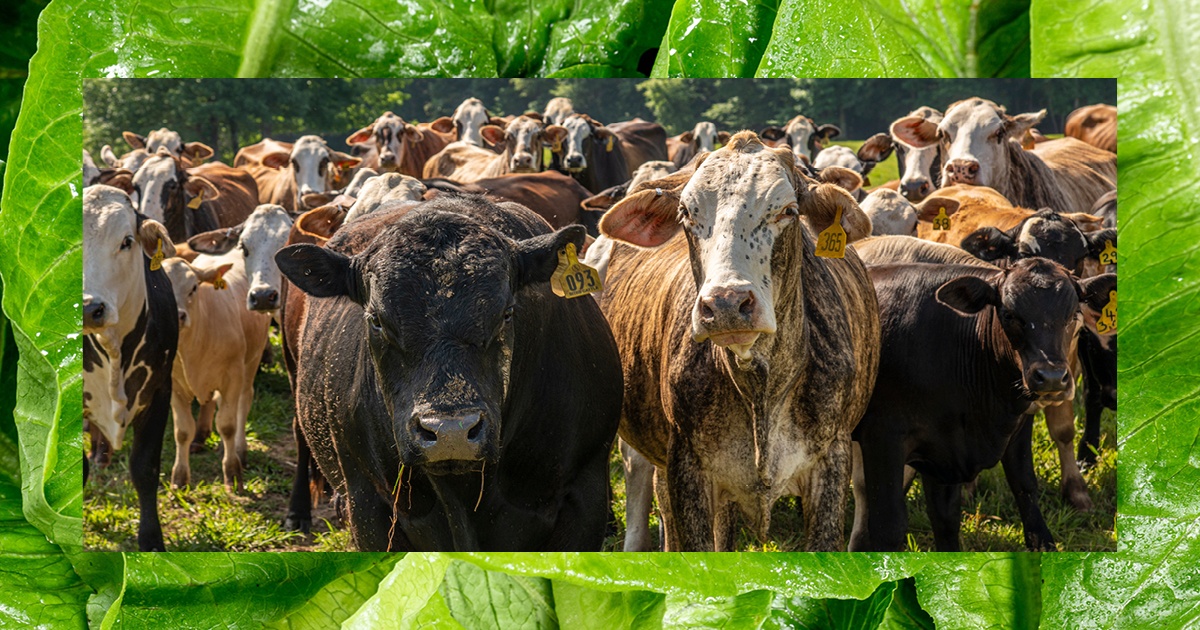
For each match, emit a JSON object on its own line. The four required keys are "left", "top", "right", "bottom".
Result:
{"left": 1064, "top": 104, "right": 1117, "bottom": 153}
{"left": 667, "top": 121, "right": 731, "bottom": 169}
{"left": 596, "top": 132, "right": 879, "bottom": 551}
{"left": 893, "top": 98, "right": 1115, "bottom": 216}
{"left": 234, "top": 136, "right": 360, "bottom": 213}
{"left": 346, "top": 111, "right": 455, "bottom": 179}
{"left": 422, "top": 116, "right": 567, "bottom": 182}
{"left": 131, "top": 150, "right": 259, "bottom": 242}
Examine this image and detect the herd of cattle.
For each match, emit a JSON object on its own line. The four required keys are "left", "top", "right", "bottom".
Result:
{"left": 82, "top": 95, "right": 1118, "bottom": 552}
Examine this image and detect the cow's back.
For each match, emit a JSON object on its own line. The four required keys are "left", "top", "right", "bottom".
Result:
{"left": 1030, "top": 137, "right": 1115, "bottom": 214}
{"left": 190, "top": 162, "right": 260, "bottom": 227}
{"left": 610, "top": 120, "right": 668, "bottom": 175}
{"left": 475, "top": 171, "right": 591, "bottom": 230}
{"left": 1064, "top": 104, "right": 1117, "bottom": 153}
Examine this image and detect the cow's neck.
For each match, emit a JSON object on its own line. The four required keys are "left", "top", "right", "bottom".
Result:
{"left": 1001, "top": 141, "right": 1069, "bottom": 213}
{"left": 422, "top": 469, "right": 487, "bottom": 551}
{"left": 977, "top": 306, "right": 1033, "bottom": 410}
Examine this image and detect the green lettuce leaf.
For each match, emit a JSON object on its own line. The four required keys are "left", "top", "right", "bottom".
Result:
{"left": 1034, "top": 0, "right": 1200, "bottom": 624}
{"left": 915, "top": 554, "right": 1040, "bottom": 629}
{"left": 765, "top": 581, "right": 896, "bottom": 629}
{"left": 439, "top": 561, "right": 557, "bottom": 629}
{"left": 343, "top": 553, "right": 453, "bottom": 629}
{"left": 653, "top": 0, "right": 1030, "bottom": 78}
{"left": 663, "top": 589, "right": 774, "bottom": 628}
{"left": 553, "top": 582, "right": 666, "bottom": 630}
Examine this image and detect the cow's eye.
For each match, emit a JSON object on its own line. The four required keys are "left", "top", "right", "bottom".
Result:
{"left": 367, "top": 312, "right": 383, "bottom": 332}
{"left": 503, "top": 306, "right": 514, "bottom": 323}
{"left": 319, "top": 158, "right": 329, "bottom": 175}
{"left": 120, "top": 235, "right": 134, "bottom": 250}
{"left": 678, "top": 205, "right": 691, "bottom": 221}
{"left": 239, "top": 243, "right": 249, "bottom": 257}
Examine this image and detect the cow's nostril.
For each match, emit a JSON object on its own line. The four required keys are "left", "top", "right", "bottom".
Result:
{"left": 699, "top": 299, "right": 715, "bottom": 320}
{"left": 84, "top": 303, "right": 106, "bottom": 325}
{"left": 467, "top": 419, "right": 483, "bottom": 440}
{"left": 417, "top": 426, "right": 437, "bottom": 443}
{"left": 739, "top": 293, "right": 755, "bottom": 316}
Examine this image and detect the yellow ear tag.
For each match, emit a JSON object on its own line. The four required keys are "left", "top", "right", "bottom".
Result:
{"left": 605, "top": 136, "right": 614, "bottom": 152}
{"left": 187, "top": 188, "right": 204, "bottom": 210}
{"left": 212, "top": 271, "right": 228, "bottom": 291}
{"left": 1099, "top": 240, "right": 1117, "bottom": 266}
{"left": 815, "top": 207, "right": 846, "bottom": 258}
{"left": 149, "top": 239, "right": 164, "bottom": 271}
{"left": 1096, "top": 289, "right": 1117, "bottom": 334}
{"left": 550, "top": 242, "right": 603, "bottom": 299}
{"left": 932, "top": 207, "right": 951, "bottom": 231}
{"left": 543, "top": 147, "right": 553, "bottom": 168}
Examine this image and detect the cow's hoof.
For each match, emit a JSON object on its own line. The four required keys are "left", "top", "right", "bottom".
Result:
{"left": 284, "top": 516, "right": 312, "bottom": 534}
{"left": 189, "top": 441, "right": 206, "bottom": 454}
{"left": 1063, "top": 483, "right": 1093, "bottom": 512}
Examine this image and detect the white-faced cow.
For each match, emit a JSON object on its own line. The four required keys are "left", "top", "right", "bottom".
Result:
{"left": 131, "top": 149, "right": 260, "bottom": 242}
{"left": 554, "top": 114, "right": 632, "bottom": 193}
{"left": 886, "top": 106, "right": 946, "bottom": 202}
{"left": 233, "top": 136, "right": 361, "bottom": 213}
{"left": 422, "top": 116, "right": 567, "bottom": 183}
{"left": 186, "top": 204, "right": 296, "bottom": 312}
{"left": 597, "top": 132, "right": 879, "bottom": 551}
{"left": 892, "top": 98, "right": 1115, "bottom": 215}
{"left": 859, "top": 189, "right": 960, "bottom": 236}
{"left": 851, "top": 236, "right": 1114, "bottom": 551}
{"left": 451, "top": 97, "right": 507, "bottom": 148}
{"left": 668, "top": 121, "right": 730, "bottom": 169}
{"left": 103, "top": 127, "right": 213, "bottom": 174}
{"left": 83, "top": 185, "right": 179, "bottom": 551}
{"left": 346, "top": 111, "right": 455, "bottom": 179}
{"left": 275, "top": 196, "right": 623, "bottom": 550}
{"left": 760, "top": 115, "right": 841, "bottom": 163}
{"left": 811, "top": 133, "right": 895, "bottom": 200}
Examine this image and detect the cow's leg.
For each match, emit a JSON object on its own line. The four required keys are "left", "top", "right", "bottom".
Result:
{"left": 711, "top": 496, "right": 738, "bottom": 552}
{"left": 214, "top": 390, "right": 245, "bottom": 492}
{"left": 1045, "top": 402, "right": 1092, "bottom": 511}
{"left": 854, "top": 426, "right": 907, "bottom": 551}
{"left": 798, "top": 436, "right": 850, "bottom": 551}
{"left": 236, "top": 382, "right": 253, "bottom": 468}
{"left": 621, "top": 439, "right": 656, "bottom": 551}
{"left": 1078, "top": 383, "right": 1104, "bottom": 467}
{"left": 345, "top": 477, "right": 399, "bottom": 551}
{"left": 921, "top": 474, "right": 963, "bottom": 552}
{"left": 652, "top": 464, "right": 673, "bottom": 551}
{"left": 849, "top": 441, "right": 871, "bottom": 551}
{"left": 170, "top": 392, "right": 196, "bottom": 488}
{"left": 190, "top": 401, "right": 214, "bottom": 454}
{"left": 665, "top": 442, "right": 714, "bottom": 551}
{"left": 131, "top": 392, "right": 170, "bottom": 552}
{"left": 1002, "top": 415, "right": 1056, "bottom": 551}
{"left": 284, "top": 418, "right": 314, "bottom": 533}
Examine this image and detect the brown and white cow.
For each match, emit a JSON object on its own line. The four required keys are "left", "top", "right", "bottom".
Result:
{"left": 84, "top": 185, "right": 179, "bottom": 551}
{"left": 162, "top": 247, "right": 271, "bottom": 491}
{"left": 886, "top": 106, "right": 946, "bottom": 202}
{"left": 554, "top": 114, "right": 634, "bottom": 193}
{"left": 608, "top": 118, "right": 669, "bottom": 175}
{"left": 186, "top": 204, "right": 296, "bottom": 313}
{"left": 234, "top": 136, "right": 360, "bottom": 213}
{"left": 422, "top": 116, "right": 567, "bottom": 182}
{"left": 597, "top": 132, "right": 879, "bottom": 551}
{"left": 892, "top": 98, "right": 1115, "bottom": 216}
{"left": 131, "top": 150, "right": 260, "bottom": 242}
{"left": 667, "top": 121, "right": 730, "bottom": 169}
{"left": 859, "top": 189, "right": 959, "bottom": 236}
{"left": 811, "top": 133, "right": 895, "bottom": 199}
{"left": 1065, "top": 104, "right": 1117, "bottom": 154}
{"left": 760, "top": 115, "right": 841, "bottom": 163}
{"left": 451, "top": 97, "right": 508, "bottom": 148}
{"left": 103, "top": 127, "right": 213, "bottom": 174}
{"left": 346, "top": 111, "right": 455, "bottom": 179}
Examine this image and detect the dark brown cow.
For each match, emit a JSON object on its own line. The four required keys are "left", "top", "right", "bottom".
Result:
{"left": 760, "top": 115, "right": 841, "bottom": 162}
{"left": 553, "top": 114, "right": 632, "bottom": 193}
{"left": 596, "top": 132, "right": 879, "bottom": 551}
{"left": 131, "top": 150, "right": 259, "bottom": 242}
{"left": 1065, "top": 104, "right": 1117, "bottom": 153}
{"left": 607, "top": 118, "right": 669, "bottom": 175}
{"left": 346, "top": 111, "right": 455, "bottom": 179}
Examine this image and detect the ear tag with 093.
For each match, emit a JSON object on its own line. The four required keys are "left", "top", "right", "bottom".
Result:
{"left": 550, "top": 242, "right": 603, "bottom": 298}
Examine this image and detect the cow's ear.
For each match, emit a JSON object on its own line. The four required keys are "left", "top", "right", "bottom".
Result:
{"left": 182, "top": 142, "right": 214, "bottom": 162}
{"left": 195, "top": 262, "right": 234, "bottom": 286}
{"left": 188, "top": 224, "right": 244, "bottom": 255}
{"left": 542, "top": 125, "right": 568, "bottom": 147}
{"left": 601, "top": 187, "right": 683, "bottom": 248}
{"left": 716, "top": 131, "right": 731, "bottom": 144}
{"left": 137, "top": 219, "right": 176, "bottom": 259}
{"left": 296, "top": 205, "right": 347, "bottom": 241}
{"left": 328, "top": 150, "right": 361, "bottom": 170}
{"left": 184, "top": 176, "right": 221, "bottom": 202}
{"left": 760, "top": 126, "right": 786, "bottom": 142}
{"left": 679, "top": 131, "right": 694, "bottom": 144}
{"left": 890, "top": 116, "right": 939, "bottom": 148}
{"left": 276, "top": 244, "right": 362, "bottom": 301}
{"left": 914, "top": 196, "right": 959, "bottom": 222}
{"left": 513, "top": 225, "right": 587, "bottom": 289}
{"left": 403, "top": 124, "right": 424, "bottom": 143}
{"left": 857, "top": 133, "right": 895, "bottom": 163}
{"left": 480, "top": 125, "right": 507, "bottom": 146}
{"left": 346, "top": 124, "right": 375, "bottom": 145}
{"left": 581, "top": 184, "right": 625, "bottom": 211}
{"left": 1003, "top": 109, "right": 1047, "bottom": 139}
{"left": 593, "top": 125, "right": 616, "bottom": 141}
{"left": 100, "top": 145, "right": 121, "bottom": 167}
{"left": 816, "top": 166, "right": 863, "bottom": 193}
{"left": 799, "top": 183, "right": 872, "bottom": 243}
{"left": 123, "top": 131, "right": 146, "bottom": 150}
{"left": 104, "top": 172, "right": 136, "bottom": 196}
{"left": 960, "top": 227, "right": 1017, "bottom": 262}
{"left": 1086, "top": 228, "right": 1117, "bottom": 260}
{"left": 262, "top": 150, "right": 291, "bottom": 169}
{"left": 1078, "top": 273, "right": 1116, "bottom": 312}
{"left": 817, "top": 124, "right": 842, "bottom": 140}
{"left": 428, "top": 116, "right": 455, "bottom": 134}
{"left": 937, "top": 275, "right": 1000, "bottom": 315}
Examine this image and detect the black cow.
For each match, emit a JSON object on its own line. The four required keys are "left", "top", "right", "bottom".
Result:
{"left": 1079, "top": 191, "right": 1118, "bottom": 466}
{"left": 276, "top": 194, "right": 623, "bottom": 550}
{"left": 553, "top": 114, "right": 632, "bottom": 193}
{"left": 850, "top": 237, "right": 1113, "bottom": 551}
{"left": 83, "top": 185, "right": 179, "bottom": 551}
{"left": 959, "top": 209, "right": 1117, "bottom": 276}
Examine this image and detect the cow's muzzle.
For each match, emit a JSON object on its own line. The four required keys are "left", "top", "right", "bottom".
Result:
{"left": 411, "top": 409, "right": 486, "bottom": 467}
{"left": 248, "top": 288, "right": 280, "bottom": 311}
{"left": 901, "top": 178, "right": 932, "bottom": 202}
{"left": 692, "top": 285, "right": 770, "bottom": 361}
{"left": 510, "top": 152, "right": 536, "bottom": 173}
{"left": 565, "top": 154, "right": 585, "bottom": 172}
{"left": 945, "top": 159, "right": 980, "bottom": 185}
{"left": 1026, "top": 362, "right": 1073, "bottom": 402}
